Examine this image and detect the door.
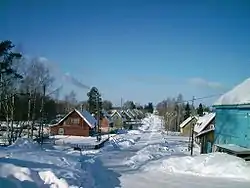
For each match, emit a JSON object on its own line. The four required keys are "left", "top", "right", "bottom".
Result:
{"left": 206, "top": 141, "right": 212, "bottom": 153}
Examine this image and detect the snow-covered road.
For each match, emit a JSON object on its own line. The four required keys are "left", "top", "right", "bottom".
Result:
{"left": 1, "top": 114, "right": 250, "bottom": 187}
{"left": 92, "top": 115, "right": 250, "bottom": 188}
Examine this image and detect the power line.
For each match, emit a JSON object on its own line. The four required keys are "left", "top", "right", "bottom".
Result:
{"left": 154, "top": 93, "right": 224, "bottom": 107}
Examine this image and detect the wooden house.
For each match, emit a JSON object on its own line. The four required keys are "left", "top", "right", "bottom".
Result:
{"left": 193, "top": 112, "right": 216, "bottom": 153}
{"left": 126, "top": 109, "right": 137, "bottom": 120}
{"left": 100, "top": 110, "right": 114, "bottom": 133}
{"left": 121, "top": 110, "right": 134, "bottom": 121}
{"left": 110, "top": 110, "right": 126, "bottom": 128}
{"left": 131, "top": 109, "right": 145, "bottom": 119}
{"left": 50, "top": 109, "right": 97, "bottom": 137}
{"left": 212, "top": 78, "right": 250, "bottom": 159}
{"left": 179, "top": 116, "right": 198, "bottom": 136}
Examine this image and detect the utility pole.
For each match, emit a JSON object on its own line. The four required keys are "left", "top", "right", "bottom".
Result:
{"left": 190, "top": 96, "right": 195, "bottom": 156}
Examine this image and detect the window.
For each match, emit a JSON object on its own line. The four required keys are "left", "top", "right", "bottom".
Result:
{"left": 70, "top": 118, "right": 80, "bottom": 125}
{"left": 58, "top": 128, "right": 64, "bottom": 135}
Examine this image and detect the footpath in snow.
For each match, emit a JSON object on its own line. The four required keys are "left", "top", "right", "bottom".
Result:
{"left": 0, "top": 114, "right": 250, "bottom": 188}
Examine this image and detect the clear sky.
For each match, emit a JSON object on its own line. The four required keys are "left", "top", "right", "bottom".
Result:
{"left": 1, "top": 0, "right": 250, "bottom": 106}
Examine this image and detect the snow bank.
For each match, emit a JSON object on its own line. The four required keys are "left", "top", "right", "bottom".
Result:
{"left": 125, "top": 144, "right": 171, "bottom": 169}
{"left": 109, "top": 136, "right": 135, "bottom": 149}
{"left": 160, "top": 152, "right": 250, "bottom": 180}
{"left": 8, "top": 138, "right": 39, "bottom": 150}
{"left": 127, "top": 130, "right": 141, "bottom": 135}
{"left": 0, "top": 138, "right": 94, "bottom": 187}
{"left": 0, "top": 162, "right": 69, "bottom": 187}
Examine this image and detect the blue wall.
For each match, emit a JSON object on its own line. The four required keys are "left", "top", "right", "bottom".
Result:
{"left": 214, "top": 107, "right": 250, "bottom": 148}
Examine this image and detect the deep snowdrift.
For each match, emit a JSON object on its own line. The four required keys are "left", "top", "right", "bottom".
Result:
{"left": 0, "top": 138, "right": 92, "bottom": 188}
{"left": 109, "top": 136, "right": 136, "bottom": 150}
{"left": 157, "top": 152, "right": 250, "bottom": 180}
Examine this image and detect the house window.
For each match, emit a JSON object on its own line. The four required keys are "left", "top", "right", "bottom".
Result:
{"left": 58, "top": 128, "right": 64, "bottom": 135}
{"left": 70, "top": 118, "right": 80, "bottom": 125}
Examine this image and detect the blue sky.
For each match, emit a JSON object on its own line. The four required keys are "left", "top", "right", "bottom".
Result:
{"left": 1, "top": 0, "right": 250, "bottom": 106}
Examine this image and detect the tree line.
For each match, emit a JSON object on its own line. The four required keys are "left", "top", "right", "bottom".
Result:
{"left": 156, "top": 94, "right": 211, "bottom": 132}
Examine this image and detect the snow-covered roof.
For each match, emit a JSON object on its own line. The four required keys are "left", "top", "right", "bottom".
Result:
{"left": 194, "top": 113, "right": 215, "bottom": 133}
{"left": 214, "top": 78, "right": 250, "bottom": 106}
{"left": 102, "top": 110, "right": 113, "bottom": 123}
{"left": 196, "top": 124, "right": 215, "bottom": 137}
{"left": 126, "top": 109, "right": 136, "bottom": 118}
{"left": 56, "top": 109, "right": 97, "bottom": 128}
{"left": 110, "top": 110, "right": 126, "bottom": 121}
{"left": 179, "top": 116, "right": 197, "bottom": 128}
{"left": 76, "top": 109, "right": 97, "bottom": 128}
{"left": 110, "top": 110, "right": 122, "bottom": 118}
{"left": 121, "top": 110, "right": 134, "bottom": 119}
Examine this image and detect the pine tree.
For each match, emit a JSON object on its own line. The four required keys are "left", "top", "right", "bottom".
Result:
{"left": 87, "top": 87, "right": 102, "bottom": 117}
{"left": 197, "top": 103, "right": 204, "bottom": 116}
{"left": 144, "top": 102, "right": 154, "bottom": 113}
{"left": 0, "top": 40, "right": 23, "bottom": 88}
{"left": 184, "top": 103, "right": 191, "bottom": 119}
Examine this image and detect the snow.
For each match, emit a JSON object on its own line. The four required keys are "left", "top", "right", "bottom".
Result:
{"left": 1, "top": 114, "right": 250, "bottom": 187}
{"left": 215, "top": 144, "right": 250, "bottom": 154}
{"left": 179, "top": 116, "right": 195, "bottom": 128}
{"left": 194, "top": 113, "right": 215, "bottom": 133}
{"left": 8, "top": 138, "right": 39, "bottom": 150}
{"left": 214, "top": 77, "right": 250, "bottom": 106}
{"left": 51, "top": 134, "right": 111, "bottom": 148}
{"left": 146, "top": 152, "right": 250, "bottom": 180}
{"left": 0, "top": 138, "right": 88, "bottom": 187}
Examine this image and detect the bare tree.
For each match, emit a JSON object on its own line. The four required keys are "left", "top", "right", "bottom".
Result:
{"left": 102, "top": 100, "right": 113, "bottom": 111}
{"left": 19, "top": 57, "right": 54, "bottom": 138}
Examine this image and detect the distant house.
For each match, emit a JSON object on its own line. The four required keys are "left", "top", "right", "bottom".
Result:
{"left": 126, "top": 109, "right": 137, "bottom": 120}
{"left": 100, "top": 110, "right": 113, "bottom": 133}
{"left": 133, "top": 109, "right": 145, "bottom": 119}
{"left": 110, "top": 110, "right": 126, "bottom": 128}
{"left": 121, "top": 110, "right": 134, "bottom": 121}
{"left": 179, "top": 116, "right": 198, "bottom": 136}
{"left": 193, "top": 113, "right": 216, "bottom": 153}
{"left": 50, "top": 109, "right": 97, "bottom": 137}
{"left": 212, "top": 78, "right": 250, "bottom": 158}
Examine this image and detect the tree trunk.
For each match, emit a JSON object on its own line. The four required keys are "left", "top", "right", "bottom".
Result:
{"left": 31, "top": 92, "right": 37, "bottom": 138}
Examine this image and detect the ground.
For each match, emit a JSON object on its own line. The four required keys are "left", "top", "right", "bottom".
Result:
{"left": 0, "top": 114, "right": 250, "bottom": 187}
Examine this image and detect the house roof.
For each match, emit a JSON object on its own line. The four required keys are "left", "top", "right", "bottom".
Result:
{"left": 135, "top": 109, "right": 144, "bottom": 116}
{"left": 56, "top": 109, "right": 97, "bottom": 128}
{"left": 121, "top": 110, "right": 134, "bottom": 119}
{"left": 110, "top": 110, "right": 126, "bottom": 121}
{"left": 194, "top": 113, "right": 215, "bottom": 133}
{"left": 196, "top": 125, "right": 215, "bottom": 137}
{"left": 102, "top": 110, "right": 113, "bottom": 123}
{"left": 214, "top": 78, "right": 250, "bottom": 106}
{"left": 110, "top": 110, "right": 121, "bottom": 118}
{"left": 179, "top": 116, "right": 197, "bottom": 128}
{"left": 126, "top": 109, "right": 136, "bottom": 118}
